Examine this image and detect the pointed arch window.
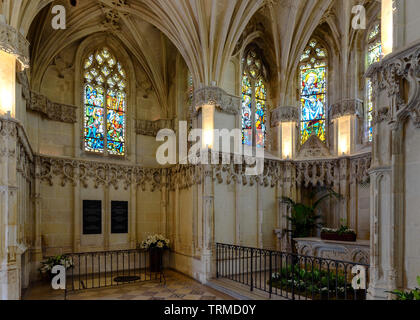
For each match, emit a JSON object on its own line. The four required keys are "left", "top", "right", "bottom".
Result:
{"left": 242, "top": 48, "right": 267, "bottom": 148}
{"left": 366, "top": 23, "right": 382, "bottom": 142}
{"left": 299, "top": 40, "right": 327, "bottom": 144}
{"left": 83, "top": 47, "right": 127, "bottom": 156}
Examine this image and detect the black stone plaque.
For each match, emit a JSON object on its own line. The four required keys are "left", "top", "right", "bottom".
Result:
{"left": 83, "top": 200, "right": 102, "bottom": 235}
{"left": 111, "top": 201, "right": 128, "bottom": 234}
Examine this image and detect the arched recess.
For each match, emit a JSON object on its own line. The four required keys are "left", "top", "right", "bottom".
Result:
{"left": 73, "top": 33, "right": 137, "bottom": 159}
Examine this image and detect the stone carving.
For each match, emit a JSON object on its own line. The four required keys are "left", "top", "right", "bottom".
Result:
{"left": 296, "top": 133, "right": 331, "bottom": 159}
{"left": 294, "top": 237, "right": 370, "bottom": 264}
{"left": 0, "top": 116, "right": 34, "bottom": 181}
{"left": 0, "top": 22, "right": 30, "bottom": 70}
{"left": 271, "top": 106, "right": 299, "bottom": 126}
{"left": 192, "top": 86, "right": 241, "bottom": 116}
{"left": 366, "top": 41, "right": 420, "bottom": 128}
{"left": 27, "top": 91, "right": 77, "bottom": 124}
{"left": 329, "top": 99, "right": 363, "bottom": 120}
{"left": 136, "top": 119, "right": 174, "bottom": 136}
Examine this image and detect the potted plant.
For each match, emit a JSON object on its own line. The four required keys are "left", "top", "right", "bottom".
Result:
{"left": 388, "top": 276, "right": 420, "bottom": 300}
{"left": 39, "top": 255, "right": 73, "bottom": 280}
{"left": 138, "top": 234, "right": 170, "bottom": 273}
{"left": 281, "top": 187, "right": 342, "bottom": 252}
{"left": 321, "top": 221, "right": 357, "bottom": 242}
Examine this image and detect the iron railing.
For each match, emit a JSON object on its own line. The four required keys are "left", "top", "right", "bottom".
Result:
{"left": 64, "top": 249, "right": 165, "bottom": 298}
{"left": 216, "top": 243, "right": 369, "bottom": 300}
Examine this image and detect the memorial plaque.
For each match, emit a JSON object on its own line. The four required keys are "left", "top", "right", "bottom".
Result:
{"left": 83, "top": 200, "right": 102, "bottom": 235}
{"left": 111, "top": 201, "right": 128, "bottom": 234}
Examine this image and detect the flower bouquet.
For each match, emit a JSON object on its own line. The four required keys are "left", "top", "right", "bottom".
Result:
{"left": 39, "top": 255, "right": 73, "bottom": 280}
{"left": 138, "top": 235, "right": 170, "bottom": 273}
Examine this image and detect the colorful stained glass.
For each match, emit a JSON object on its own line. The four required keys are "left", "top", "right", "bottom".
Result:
{"left": 366, "top": 24, "right": 382, "bottom": 142}
{"left": 242, "top": 74, "right": 253, "bottom": 146}
{"left": 299, "top": 40, "right": 327, "bottom": 144}
{"left": 83, "top": 48, "right": 126, "bottom": 156}
{"left": 241, "top": 48, "right": 267, "bottom": 148}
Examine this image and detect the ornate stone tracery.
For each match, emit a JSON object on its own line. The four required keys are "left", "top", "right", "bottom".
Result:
{"left": 0, "top": 22, "right": 30, "bottom": 70}
{"left": 192, "top": 86, "right": 241, "bottom": 117}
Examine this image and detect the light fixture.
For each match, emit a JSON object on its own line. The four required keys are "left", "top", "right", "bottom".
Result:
{"left": 0, "top": 50, "right": 16, "bottom": 117}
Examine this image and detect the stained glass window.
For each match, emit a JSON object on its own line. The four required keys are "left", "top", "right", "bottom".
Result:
{"left": 366, "top": 23, "right": 382, "bottom": 142}
{"left": 299, "top": 40, "right": 327, "bottom": 144}
{"left": 83, "top": 48, "right": 126, "bottom": 156}
{"left": 241, "top": 48, "right": 267, "bottom": 148}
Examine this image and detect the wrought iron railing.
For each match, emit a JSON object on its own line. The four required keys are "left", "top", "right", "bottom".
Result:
{"left": 64, "top": 249, "right": 165, "bottom": 298}
{"left": 216, "top": 243, "right": 369, "bottom": 300}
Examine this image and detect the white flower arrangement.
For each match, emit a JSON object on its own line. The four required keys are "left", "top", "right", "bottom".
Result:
{"left": 139, "top": 234, "right": 170, "bottom": 250}
{"left": 39, "top": 255, "right": 74, "bottom": 274}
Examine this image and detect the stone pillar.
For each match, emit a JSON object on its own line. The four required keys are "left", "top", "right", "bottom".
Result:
{"left": 201, "top": 163, "right": 214, "bottom": 283}
{"left": 339, "top": 158, "right": 350, "bottom": 225}
{"left": 0, "top": 116, "right": 20, "bottom": 300}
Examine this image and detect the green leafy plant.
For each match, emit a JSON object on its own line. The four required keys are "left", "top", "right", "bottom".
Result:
{"left": 270, "top": 265, "right": 355, "bottom": 300}
{"left": 389, "top": 276, "right": 420, "bottom": 300}
{"left": 282, "top": 187, "right": 342, "bottom": 239}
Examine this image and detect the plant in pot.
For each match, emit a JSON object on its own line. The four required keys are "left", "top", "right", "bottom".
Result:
{"left": 321, "top": 219, "right": 357, "bottom": 242}
{"left": 281, "top": 187, "right": 342, "bottom": 252}
{"left": 39, "top": 255, "right": 73, "bottom": 280}
{"left": 138, "top": 234, "right": 170, "bottom": 273}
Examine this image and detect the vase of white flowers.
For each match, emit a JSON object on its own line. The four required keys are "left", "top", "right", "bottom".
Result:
{"left": 39, "top": 255, "right": 74, "bottom": 280}
{"left": 138, "top": 234, "right": 170, "bottom": 273}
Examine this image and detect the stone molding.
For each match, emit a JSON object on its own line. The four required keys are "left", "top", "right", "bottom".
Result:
{"left": 0, "top": 22, "right": 30, "bottom": 70}
{"left": 270, "top": 106, "right": 299, "bottom": 126}
{"left": 135, "top": 119, "right": 174, "bottom": 136}
{"left": 329, "top": 99, "right": 364, "bottom": 121}
{"left": 366, "top": 40, "right": 420, "bottom": 128}
{"left": 192, "top": 86, "right": 241, "bottom": 116}
{"left": 27, "top": 91, "right": 78, "bottom": 124}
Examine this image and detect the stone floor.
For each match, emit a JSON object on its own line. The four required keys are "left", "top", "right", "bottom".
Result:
{"left": 23, "top": 270, "right": 235, "bottom": 300}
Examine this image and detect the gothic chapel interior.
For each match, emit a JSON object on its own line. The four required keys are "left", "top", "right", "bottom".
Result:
{"left": 0, "top": 0, "right": 420, "bottom": 301}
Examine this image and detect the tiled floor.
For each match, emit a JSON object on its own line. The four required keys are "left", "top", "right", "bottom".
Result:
{"left": 23, "top": 270, "right": 235, "bottom": 301}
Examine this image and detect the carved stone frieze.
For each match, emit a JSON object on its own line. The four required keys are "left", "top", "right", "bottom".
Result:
{"left": 0, "top": 22, "right": 30, "bottom": 70}
{"left": 27, "top": 91, "right": 77, "bottom": 124}
{"left": 192, "top": 86, "right": 241, "bottom": 116}
{"left": 136, "top": 119, "right": 174, "bottom": 137}
{"left": 271, "top": 106, "right": 299, "bottom": 126}
{"left": 329, "top": 99, "right": 363, "bottom": 120}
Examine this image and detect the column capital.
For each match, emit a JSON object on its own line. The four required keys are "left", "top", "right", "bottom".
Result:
{"left": 192, "top": 86, "right": 240, "bottom": 117}
{"left": 0, "top": 22, "right": 29, "bottom": 70}
{"left": 271, "top": 106, "right": 299, "bottom": 127}
{"left": 329, "top": 99, "right": 363, "bottom": 121}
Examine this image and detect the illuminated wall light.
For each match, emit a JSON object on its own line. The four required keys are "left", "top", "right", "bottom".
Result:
{"left": 201, "top": 105, "right": 215, "bottom": 149}
{"left": 281, "top": 122, "right": 294, "bottom": 159}
{"left": 337, "top": 116, "right": 351, "bottom": 156}
{"left": 382, "top": 0, "right": 393, "bottom": 56}
{"left": 0, "top": 50, "right": 16, "bottom": 117}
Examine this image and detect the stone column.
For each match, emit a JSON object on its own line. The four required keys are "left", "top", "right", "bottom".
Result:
{"left": 201, "top": 163, "right": 214, "bottom": 283}
{"left": 0, "top": 117, "right": 20, "bottom": 300}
